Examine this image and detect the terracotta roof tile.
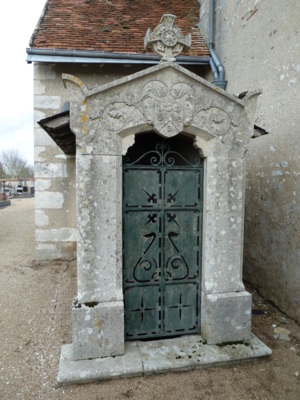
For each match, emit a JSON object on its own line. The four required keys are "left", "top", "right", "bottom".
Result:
{"left": 30, "top": 0, "right": 209, "bottom": 57}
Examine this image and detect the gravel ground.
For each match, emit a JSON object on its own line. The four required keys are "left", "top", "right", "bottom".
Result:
{"left": 0, "top": 198, "right": 300, "bottom": 400}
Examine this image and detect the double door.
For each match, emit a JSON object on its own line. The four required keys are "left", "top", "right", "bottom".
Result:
{"left": 123, "top": 134, "right": 203, "bottom": 340}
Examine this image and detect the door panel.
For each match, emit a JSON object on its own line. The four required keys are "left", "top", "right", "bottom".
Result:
{"left": 164, "top": 210, "right": 201, "bottom": 281}
{"left": 124, "top": 285, "right": 161, "bottom": 338}
{"left": 123, "top": 169, "right": 162, "bottom": 208}
{"left": 164, "top": 169, "right": 201, "bottom": 208}
{"left": 123, "top": 210, "right": 161, "bottom": 284}
{"left": 164, "top": 283, "right": 198, "bottom": 334}
{"left": 123, "top": 133, "right": 203, "bottom": 340}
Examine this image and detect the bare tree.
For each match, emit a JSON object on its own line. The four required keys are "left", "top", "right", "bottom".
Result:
{"left": 24, "top": 165, "right": 34, "bottom": 178}
{"left": 0, "top": 161, "right": 7, "bottom": 178}
{"left": 0, "top": 149, "right": 34, "bottom": 179}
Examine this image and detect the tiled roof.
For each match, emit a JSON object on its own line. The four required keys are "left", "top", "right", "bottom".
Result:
{"left": 30, "top": 0, "right": 209, "bottom": 57}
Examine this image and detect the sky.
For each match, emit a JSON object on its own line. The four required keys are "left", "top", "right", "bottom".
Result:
{"left": 0, "top": 0, "right": 47, "bottom": 166}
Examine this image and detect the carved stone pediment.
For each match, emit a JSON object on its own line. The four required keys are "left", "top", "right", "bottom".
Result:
{"left": 63, "top": 63, "right": 261, "bottom": 155}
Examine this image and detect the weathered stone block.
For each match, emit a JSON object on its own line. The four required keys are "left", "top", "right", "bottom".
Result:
{"left": 34, "top": 127, "right": 57, "bottom": 146}
{"left": 72, "top": 300, "right": 124, "bottom": 361}
{"left": 201, "top": 291, "right": 252, "bottom": 345}
{"left": 35, "top": 191, "right": 64, "bottom": 209}
{"left": 34, "top": 64, "right": 57, "bottom": 80}
{"left": 35, "top": 179, "right": 51, "bottom": 191}
{"left": 35, "top": 162, "right": 69, "bottom": 179}
{"left": 34, "top": 80, "right": 46, "bottom": 94}
{"left": 35, "top": 209, "right": 49, "bottom": 227}
{"left": 202, "top": 156, "right": 246, "bottom": 294}
{"left": 36, "top": 228, "right": 77, "bottom": 242}
{"left": 35, "top": 95, "right": 61, "bottom": 110}
{"left": 76, "top": 154, "right": 123, "bottom": 303}
{"left": 61, "top": 241, "right": 77, "bottom": 260}
{"left": 36, "top": 243, "right": 62, "bottom": 261}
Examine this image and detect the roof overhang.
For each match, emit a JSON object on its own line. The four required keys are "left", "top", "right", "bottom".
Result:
{"left": 38, "top": 111, "right": 75, "bottom": 156}
{"left": 26, "top": 48, "right": 210, "bottom": 66}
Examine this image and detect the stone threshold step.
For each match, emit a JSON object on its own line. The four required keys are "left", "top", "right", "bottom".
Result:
{"left": 57, "top": 333, "right": 271, "bottom": 384}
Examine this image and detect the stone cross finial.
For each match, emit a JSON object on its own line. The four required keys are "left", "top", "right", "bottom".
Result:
{"left": 144, "top": 14, "right": 191, "bottom": 62}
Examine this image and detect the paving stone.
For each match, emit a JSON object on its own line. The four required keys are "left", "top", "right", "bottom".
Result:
{"left": 57, "top": 342, "right": 143, "bottom": 384}
{"left": 57, "top": 334, "right": 271, "bottom": 384}
{"left": 138, "top": 334, "right": 271, "bottom": 374}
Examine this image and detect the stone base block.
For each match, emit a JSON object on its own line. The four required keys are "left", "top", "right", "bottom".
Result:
{"left": 72, "top": 300, "right": 124, "bottom": 361}
{"left": 57, "top": 334, "right": 271, "bottom": 384}
{"left": 201, "top": 291, "right": 252, "bottom": 344}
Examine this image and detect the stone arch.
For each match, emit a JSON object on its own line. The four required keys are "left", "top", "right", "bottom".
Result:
{"left": 118, "top": 125, "right": 214, "bottom": 159}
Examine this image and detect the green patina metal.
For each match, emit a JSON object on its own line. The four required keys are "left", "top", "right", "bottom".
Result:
{"left": 123, "top": 133, "right": 203, "bottom": 340}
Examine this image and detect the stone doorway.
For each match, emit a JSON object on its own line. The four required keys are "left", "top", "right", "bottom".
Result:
{"left": 123, "top": 132, "right": 203, "bottom": 340}
{"left": 62, "top": 60, "right": 262, "bottom": 360}
{"left": 57, "top": 16, "right": 271, "bottom": 383}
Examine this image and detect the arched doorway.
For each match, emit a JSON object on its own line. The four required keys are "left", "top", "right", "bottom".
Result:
{"left": 122, "top": 132, "right": 203, "bottom": 340}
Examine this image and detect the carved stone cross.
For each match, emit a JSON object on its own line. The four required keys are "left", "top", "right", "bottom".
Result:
{"left": 144, "top": 14, "right": 191, "bottom": 62}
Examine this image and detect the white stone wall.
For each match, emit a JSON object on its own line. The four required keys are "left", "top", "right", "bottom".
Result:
{"left": 199, "top": 0, "right": 300, "bottom": 323}
{"left": 33, "top": 63, "right": 147, "bottom": 262}
{"left": 34, "top": 64, "right": 75, "bottom": 261}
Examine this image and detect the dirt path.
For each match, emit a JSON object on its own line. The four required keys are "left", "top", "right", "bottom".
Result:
{"left": 0, "top": 198, "right": 300, "bottom": 399}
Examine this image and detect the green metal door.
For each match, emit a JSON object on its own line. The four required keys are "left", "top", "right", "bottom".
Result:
{"left": 123, "top": 133, "right": 203, "bottom": 340}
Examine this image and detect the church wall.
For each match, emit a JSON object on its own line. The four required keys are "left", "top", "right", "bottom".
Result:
{"left": 33, "top": 63, "right": 145, "bottom": 261}
{"left": 199, "top": 0, "right": 300, "bottom": 323}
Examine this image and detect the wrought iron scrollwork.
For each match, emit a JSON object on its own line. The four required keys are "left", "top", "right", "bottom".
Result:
{"left": 165, "top": 230, "right": 189, "bottom": 280}
{"left": 133, "top": 232, "right": 159, "bottom": 282}
{"left": 133, "top": 256, "right": 159, "bottom": 282}
{"left": 124, "top": 142, "right": 201, "bottom": 167}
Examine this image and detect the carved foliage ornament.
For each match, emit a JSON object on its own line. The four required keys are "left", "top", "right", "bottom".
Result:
{"left": 144, "top": 14, "right": 191, "bottom": 62}
{"left": 100, "top": 80, "right": 233, "bottom": 140}
{"left": 193, "top": 107, "right": 231, "bottom": 137}
{"left": 100, "top": 80, "right": 195, "bottom": 138}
